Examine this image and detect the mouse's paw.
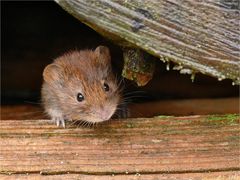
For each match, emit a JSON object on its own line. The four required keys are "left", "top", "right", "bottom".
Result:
{"left": 53, "top": 116, "right": 66, "bottom": 128}
{"left": 48, "top": 109, "right": 65, "bottom": 128}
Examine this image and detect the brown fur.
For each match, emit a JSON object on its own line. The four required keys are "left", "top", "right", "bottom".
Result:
{"left": 41, "top": 46, "right": 121, "bottom": 126}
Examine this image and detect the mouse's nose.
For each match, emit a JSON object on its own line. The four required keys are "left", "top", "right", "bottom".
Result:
{"left": 96, "top": 108, "right": 114, "bottom": 121}
{"left": 100, "top": 110, "right": 112, "bottom": 121}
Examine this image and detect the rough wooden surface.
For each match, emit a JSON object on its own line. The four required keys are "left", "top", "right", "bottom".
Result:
{"left": 55, "top": 0, "right": 240, "bottom": 84}
{"left": 0, "top": 171, "right": 239, "bottom": 180}
{"left": 0, "top": 115, "right": 239, "bottom": 179}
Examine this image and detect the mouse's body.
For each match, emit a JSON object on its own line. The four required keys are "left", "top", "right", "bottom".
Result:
{"left": 41, "top": 46, "right": 122, "bottom": 127}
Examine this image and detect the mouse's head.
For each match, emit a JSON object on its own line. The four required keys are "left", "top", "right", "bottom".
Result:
{"left": 43, "top": 46, "right": 121, "bottom": 123}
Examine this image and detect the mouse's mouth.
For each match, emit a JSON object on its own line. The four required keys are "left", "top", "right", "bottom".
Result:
{"left": 83, "top": 114, "right": 112, "bottom": 123}
{"left": 84, "top": 108, "right": 116, "bottom": 123}
{"left": 69, "top": 113, "right": 114, "bottom": 123}
{"left": 69, "top": 104, "right": 118, "bottom": 123}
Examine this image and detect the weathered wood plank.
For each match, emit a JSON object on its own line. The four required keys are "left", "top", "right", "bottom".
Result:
{"left": 55, "top": 0, "right": 240, "bottom": 84}
{"left": 0, "top": 171, "right": 239, "bottom": 180}
{"left": 0, "top": 115, "right": 239, "bottom": 177}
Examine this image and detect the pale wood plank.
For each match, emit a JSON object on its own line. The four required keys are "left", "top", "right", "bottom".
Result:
{"left": 0, "top": 115, "right": 239, "bottom": 176}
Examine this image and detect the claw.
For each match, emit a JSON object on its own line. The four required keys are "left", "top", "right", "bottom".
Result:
{"left": 56, "top": 118, "right": 60, "bottom": 126}
{"left": 53, "top": 117, "right": 66, "bottom": 128}
{"left": 61, "top": 119, "right": 66, "bottom": 128}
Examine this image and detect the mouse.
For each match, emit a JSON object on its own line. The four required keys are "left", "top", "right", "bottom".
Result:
{"left": 41, "top": 46, "right": 126, "bottom": 128}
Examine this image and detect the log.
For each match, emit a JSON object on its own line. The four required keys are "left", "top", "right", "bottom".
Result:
{"left": 55, "top": 0, "right": 240, "bottom": 85}
{"left": 0, "top": 115, "right": 239, "bottom": 179}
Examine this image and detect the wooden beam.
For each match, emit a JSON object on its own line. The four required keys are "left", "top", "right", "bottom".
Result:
{"left": 55, "top": 0, "right": 240, "bottom": 84}
{"left": 0, "top": 115, "right": 239, "bottom": 179}
{"left": 129, "top": 97, "right": 239, "bottom": 117}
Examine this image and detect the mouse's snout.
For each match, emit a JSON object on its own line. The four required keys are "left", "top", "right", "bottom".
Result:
{"left": 94, "top": 106, "right": 116, "bottom": 121}
{"left": 99, "top": 109, "right": 114, "bottom": 121}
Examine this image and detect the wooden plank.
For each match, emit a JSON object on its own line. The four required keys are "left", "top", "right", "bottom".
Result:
{"left": 55, "top": 0, "right": 240, "bottom": 84}
{"left": 0, "top": 115, "right": 239, "bottom": 178}
{"left": 1, "top": 97, "right": 238, "bottom": 120}
{"left": 0, "top": 171, "right": 239, "bottom": 180}
{"left": 0, "top": 105, "right": 45, "bottom": 120}
{"left": 130, "top": 97, "right": 239, "bottom": 117}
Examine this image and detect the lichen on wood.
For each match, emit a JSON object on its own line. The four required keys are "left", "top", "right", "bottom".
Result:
{"left": 55, "top": 0, "right": 240, "bottom": 85}
{"left": 122, "top": 48, "right": 155, "bottom": 86}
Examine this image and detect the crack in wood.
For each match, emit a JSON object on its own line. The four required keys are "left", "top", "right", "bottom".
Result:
{"left": 1, "top": 167, "right": 240, "bottom": 176}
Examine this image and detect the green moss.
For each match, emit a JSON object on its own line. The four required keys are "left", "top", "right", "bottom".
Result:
{"left": 155, "top": 115, "right": 173, "bottom": 119}
{"left": 227, "top": 135, "right": 240, "bottom": 142}
{"left": 206, "top": 114, "right": 239, "bottom": 126}
{"left": 126, "top": 123, "right": 134, "bottom": 128}
{"left": 225, "top": 114, "right": 239, "bottom": 121}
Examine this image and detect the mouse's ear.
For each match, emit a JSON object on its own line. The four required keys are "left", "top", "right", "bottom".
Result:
{"left": 43, "top": 64, "right": 63, "bottom": 84}
{"left": 94, "top": 46, "right": 111, "bottom": 64}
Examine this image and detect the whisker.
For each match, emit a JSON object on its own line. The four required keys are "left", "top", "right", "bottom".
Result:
{"left": 13, "top": 110, "right": 44, "bottom": 115}
{"left": 123, "top": 90, "right": 146, "bottom": 96}
{"left": 123, "top": 94, "right": 147, "bottom": 98}
{"left": 86, "top": 121, "right": 91, "bottom": 128}
{"left": 78, "top": 120, "right": 84, "bottom": 128}
{"left": 68, "top": 120, "right": 78, "bottom": 127}
{"left": 117, "top": 101, "right": 131, "bottom": 106}
{"left": 123, "top": 96, "right": 144, "bottom": 100}
{"left": 83, "top": 121, "right": 88, "bottom": 128}
{"left": 24, "top": 101, "right": 42, "bottom": 105}
{"left": 81, "top": 121, "right": 86, "bottom": 128}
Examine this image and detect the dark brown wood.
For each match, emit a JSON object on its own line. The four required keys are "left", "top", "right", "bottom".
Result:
{"left": 129, "top": 97, "right": 239, "bottom": 117}
{"left": 0, "top": 105, "right": 46, "bottom": 120}
{"left": 55, "top": 0, "right": 240, "bottom": 85}
{"left": 1, "top": 98, "right": 238, "bottom": 120}
{"left": 0, "top": 115, "right": 239, "bottom": 179}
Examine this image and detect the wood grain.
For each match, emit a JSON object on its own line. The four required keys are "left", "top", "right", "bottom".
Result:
{"left": 55, "top": 0, "right": 240, "bottom": 84}
{"left": 0, "top": 171, "right": 239, "bottom": 180}
{"left": 0, "top": 115, "right": 239, "bottom": 179}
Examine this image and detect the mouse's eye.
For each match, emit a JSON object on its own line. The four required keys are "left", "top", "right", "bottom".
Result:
{"left": 77, "top": 93, "right": 84, "bottom": 102}
{"left": 103, "top": 83, "right": 109, "bottom": 92}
